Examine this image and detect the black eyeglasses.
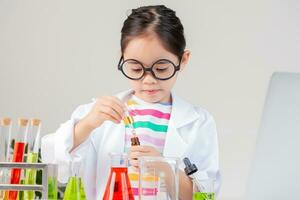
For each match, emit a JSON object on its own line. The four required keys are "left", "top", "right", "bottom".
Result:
{"left": 118, "top": 56, "right": 182, "bottom": 80}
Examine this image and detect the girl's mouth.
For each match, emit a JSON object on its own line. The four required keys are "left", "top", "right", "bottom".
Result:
{"left": 144, "top": 89, "right": 160, "bottom": 95}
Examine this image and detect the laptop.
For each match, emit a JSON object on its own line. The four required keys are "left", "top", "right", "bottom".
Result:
{"left": 246, "top": 72, "right": 300, "bottom": 200}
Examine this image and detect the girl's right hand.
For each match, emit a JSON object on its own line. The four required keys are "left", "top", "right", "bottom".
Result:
{"left": 81, "top": 96, "right": 126, "bottom": 130}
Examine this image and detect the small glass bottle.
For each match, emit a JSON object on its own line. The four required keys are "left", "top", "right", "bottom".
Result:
{"left": 183, "top": 157, "right": 215, "bottom": 200}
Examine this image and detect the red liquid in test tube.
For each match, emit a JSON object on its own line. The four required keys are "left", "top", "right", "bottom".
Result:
{"left": 7, "top": 118, "right": 29, "bottom": 200}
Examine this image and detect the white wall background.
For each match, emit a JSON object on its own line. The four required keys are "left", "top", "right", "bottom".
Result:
{"left": 0, "top": 0, "right": 299, "bottom": 199}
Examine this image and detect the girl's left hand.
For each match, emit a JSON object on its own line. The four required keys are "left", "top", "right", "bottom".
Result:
{"left": 128, "top": 145, "right": 161, "bottom": 170}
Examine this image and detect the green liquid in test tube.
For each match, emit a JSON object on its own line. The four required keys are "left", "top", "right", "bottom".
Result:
{"left": 48, "top": 177, "right": 58, "bottom": 200}
{"left": 24, "top": 152, "right": 38, "bottom": 200}
{"left": 47, "top": 164, "right": 58, "bottom": 200}
{"left": 24, "top": 119, "right": 41, "bottom": 200}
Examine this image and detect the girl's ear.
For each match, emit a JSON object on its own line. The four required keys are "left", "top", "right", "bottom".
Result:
{"left": 180, "top": 50, "right": 191, "bottom": 71}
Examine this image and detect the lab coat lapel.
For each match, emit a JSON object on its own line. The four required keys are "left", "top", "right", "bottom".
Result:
{"left": 163, "top": 92, "right": 200, "bottom": 157}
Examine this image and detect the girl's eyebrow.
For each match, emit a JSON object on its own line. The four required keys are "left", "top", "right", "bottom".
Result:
{"left": 125, "top": 58, "right": 173, "bottom": 65}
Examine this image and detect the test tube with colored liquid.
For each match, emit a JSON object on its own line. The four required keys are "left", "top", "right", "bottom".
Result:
{"left": 7, "top": 118, "right": 29, "bottom": 200}
{"left": 0, "top": 118, "right": 12, "bottom": 199}
{"left": 24, "top": 119, "right": 41, "bottom": 200}
{"left": 47, "top": 164, "right": 58, "bottom": 200}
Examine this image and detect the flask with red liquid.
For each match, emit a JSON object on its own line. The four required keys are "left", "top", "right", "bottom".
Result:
{"left": 103, "top": 153, "right": 134, "bottom": 200}
{"left": 7, "top": 118, "right": 29, "bottom": 200}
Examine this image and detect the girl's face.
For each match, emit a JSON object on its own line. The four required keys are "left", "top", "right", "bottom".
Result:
{"left": 123, "top": 34, "right": 190, "bottom": 103}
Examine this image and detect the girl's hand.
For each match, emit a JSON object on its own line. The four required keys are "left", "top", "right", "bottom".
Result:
{"left": 72, "top": 96, "right": 125, "bottom": 151}
{"left": 128, "top": 145, "right": 161, "bottom": 170}
{"left": 81, "top": 96, "right": 126, "bottom": 130}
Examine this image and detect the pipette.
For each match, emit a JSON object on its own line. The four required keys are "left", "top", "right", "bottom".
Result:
{"left": 183, "top": 157, "right": 207, "bottom": 193}
{"left": 123, "top": 108, "right": 140, "bottom": 146}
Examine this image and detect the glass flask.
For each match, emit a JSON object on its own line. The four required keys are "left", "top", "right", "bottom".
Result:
{"left": 138, "top": 156, "right": 179, "bottom": 200}
{"left": 103, "top": 153, "right": 134, "bottom": 200}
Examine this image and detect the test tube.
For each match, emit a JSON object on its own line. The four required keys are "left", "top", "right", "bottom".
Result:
{"left": 24, "top": 119, "right": 41, "bottom": 200}
{"left": 0, "top": 118, "right": 12, "bottom": 199}
{"left": 8, "top": 118, "right": 29, "bottom": 200}
{"left": 0, "top": 118, "right": 12, "bottom": 163}
{"left": 48, "top": 164, "right": 58, "bottom": 200}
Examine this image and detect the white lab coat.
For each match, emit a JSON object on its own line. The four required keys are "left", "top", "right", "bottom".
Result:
{"left": 41, "top": 90, "right": 221, "bottom": 200}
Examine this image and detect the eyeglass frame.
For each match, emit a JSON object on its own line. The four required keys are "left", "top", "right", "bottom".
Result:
{"left": 117, "top": 56, "right": 182, "bottom": 81}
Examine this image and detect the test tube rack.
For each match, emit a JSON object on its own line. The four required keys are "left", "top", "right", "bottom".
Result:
{"left": 0, "top": 162, "right": 50, "bottom": 199}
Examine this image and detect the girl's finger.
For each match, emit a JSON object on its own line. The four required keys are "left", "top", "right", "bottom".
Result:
{"left": 103, "top": 96, "right": 126, "bottom": 116}
{"left": 130, "top": 159, "right": 139, "bottom": 167}
{"left": 130, "top": 145, "right": 151, "bottom": 153}
{"left": 99, "top": 111, "right": 120, "bottom": 124}
{"left": 129, "top": 151, "right": 143, "bottom": 159}
{"left": 99, "top": 105, "right": 122, "bottom": 122}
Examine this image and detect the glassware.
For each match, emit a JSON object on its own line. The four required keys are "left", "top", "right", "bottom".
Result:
{"left": 8, "top": 118, "right": 29, "bottom": 200}
{"left": 24, "top": 119, "right": 41, "bottom": 200}
{"left": 192, "top": 179, "right": 215, "bottom": 200}
{"left": 47, "top": 164, "right": 58, "bottom": 200}
{"left": 183, "top": 157, "right": 215, "bottom": 200}
{"left": 0, "top": 118, "right": 12, "bottom": 199}
{"left": 103, "top": 153, "right": 134, "bottom": 200}
{"left": 138, "top": 156, "right": 179, "bottom": 200}
{"left": 63, "top": 160, "right": 86, "bottom": 200}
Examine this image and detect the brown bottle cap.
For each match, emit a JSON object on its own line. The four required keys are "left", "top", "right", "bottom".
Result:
{"left": 31, "top": 119, "right": 41, "bottom": 126}
{"left": 0, "top": 118, "right": 12, "bottom": 126}
{"left": 18, "top": 118, "right": 29, "bottom": 127}
{"left": 131, "top": 136, "right": 140, "bottom": 146}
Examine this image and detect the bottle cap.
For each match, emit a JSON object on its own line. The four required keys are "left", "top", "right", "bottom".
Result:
{"left": 183, "top": 157, "right": 198, "bottom": 176}
{"left": 31, "top": 119, "right": 41, "bottom": 126}
{"left": 131, "top": 136, "right": 140, "bottom": 146}
{"left": 18, "top": 118, "right": 29, "bottom": 127}
{"left": 0, "top": 118, "right": 11, "bottom": 126}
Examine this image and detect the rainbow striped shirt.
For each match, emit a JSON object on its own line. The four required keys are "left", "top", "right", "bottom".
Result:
{"left": 123, "top": 95, "right": 172, "bottom": 198}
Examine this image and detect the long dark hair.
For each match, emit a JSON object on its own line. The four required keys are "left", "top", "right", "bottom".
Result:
{"left": 121, "top": 5, "right": 186, "bottom": 59}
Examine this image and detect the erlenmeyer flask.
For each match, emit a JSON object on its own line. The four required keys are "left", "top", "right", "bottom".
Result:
{"left": 103, "top": 153, "right": 134, "bottom": 200}
{"left": 63, "top": 159, "right": 86, "bottom": 200}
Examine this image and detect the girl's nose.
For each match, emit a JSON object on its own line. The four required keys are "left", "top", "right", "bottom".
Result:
{"left": 142, "top": 72, "right": 157, "bottom": 84}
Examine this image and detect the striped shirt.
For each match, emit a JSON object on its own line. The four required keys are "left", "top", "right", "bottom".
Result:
{"left": 123, "top": 95, "right": 172, "bottom": 198}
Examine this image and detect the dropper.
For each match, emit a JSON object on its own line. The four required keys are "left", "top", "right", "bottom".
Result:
{"left": 123, "top": 107, "right": 140, "bottom": 146}
{"left": 183, "top": 157, "right": 206, "bottom": 192}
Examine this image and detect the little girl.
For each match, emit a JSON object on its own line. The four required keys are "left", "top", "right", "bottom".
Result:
{"left": 42, "top": 5, "right": 221, "bottom": 199}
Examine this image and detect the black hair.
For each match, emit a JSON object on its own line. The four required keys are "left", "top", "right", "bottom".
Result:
{"left": 121, "top": 5, "right": 186, "bottom": 59}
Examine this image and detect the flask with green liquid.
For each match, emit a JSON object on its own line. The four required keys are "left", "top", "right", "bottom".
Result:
{"left": 63, "top": 160, "right": 86, "bottom": 200}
